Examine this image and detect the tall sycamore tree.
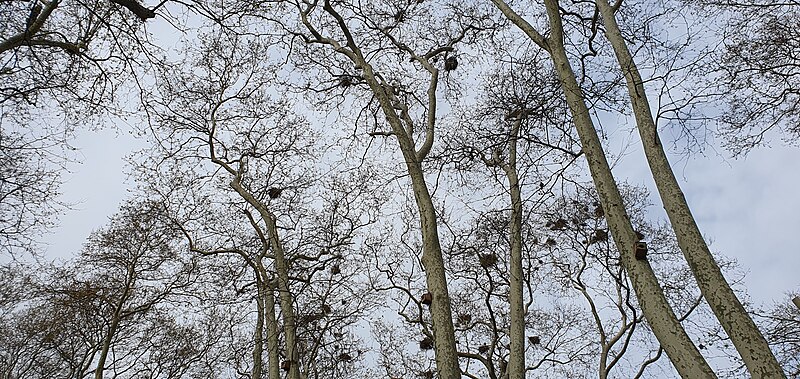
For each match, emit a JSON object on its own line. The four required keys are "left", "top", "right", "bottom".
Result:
{"left": 593, "top": 1, "right": 785, "bottom": 377}
{"left": 489, "top": 0, "right": 716, "bottom": 376}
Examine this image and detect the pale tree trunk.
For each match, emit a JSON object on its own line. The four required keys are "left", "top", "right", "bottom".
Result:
{"left": 258, "top": 261, "right": 282, "bottom": 379}
{"left": 247, "top": 210, "right": 281, "bottom": 379}
{"left": 499, "top": 119, "right": 525, "bottom": 379}
{"left": 594, "top": 2, "right": 786, "bottom": 377}
{"left": 253, "top": 258, "right": 281, "bottom": 379}
{"left": 490, "top": 0, "right": 716, "bottom": 377}
{"left": 253, "top": 281, "right": 265, "bottom": 379}
{"left": 295, "top": 7, "right": 460, "bottom": 376}
{"left": 210, "top": 126, "right": 302, "bottom": 378}
{"left": 229, "top": 180, "right": 302, "bottom": 379}
{"left": 357, "top": 62, "right": 461, "bottom": 379}
{"left": 264, "top": 215, "right": 302, "bottom": 379}
{"left": 408, "top": 167, "right": 461, "bottom": 379}
{"left": 264, "top": 285, "right": 281, "bottom": 379}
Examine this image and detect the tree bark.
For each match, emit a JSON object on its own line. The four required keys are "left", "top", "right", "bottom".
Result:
{"left": 253, "top": 281, "right": 265, "bottom": 379}
{"left": 94, "top": 316, "right": 120, "bottom": 379}
{"left": 500, "top": 119, "right": 525, "bottom": 379}
{"left": 230, "top": 180, "right": 302, "bottom": 379}
{"left": 253, "top": 258, "right": 282, "bottom": 379}
{"left": 357, "top": 62, "right": 461, "bottom": 379}
{"left": 490, "top": 0, "right": 717, "bottom": 377}
{"left": 293, "top": 6, "right": 459, "bottom": 374}
{"left": 263, "top": 216, "right": 302, "bottom": 379}
{"left": 250, "top": 284, "right": 264, "bottom": 379}
{"left": 595, "top": 2, "right": 786, "bottom": 377}
{"left": 257, "top": 260, "right": 282, "bottom": 379}
{"left": 0, "top": 0, "right": 58, "bottom": 54}
{"left": 95, "top": 265, "right": 135, "bottom": 379}
{"left": 406, "top": 159, "right": 461, "bottom": 379}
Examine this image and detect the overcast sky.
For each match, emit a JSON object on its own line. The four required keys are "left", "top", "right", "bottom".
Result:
{"left": 43, "top": 123, "right": 799, "bottom": 310}
{"left": 616, "top": 137, "right": 800, "bottom": 306}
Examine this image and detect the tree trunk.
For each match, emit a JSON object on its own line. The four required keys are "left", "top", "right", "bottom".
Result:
{"left": 595, "top": 2, "right": 786, "bottom": 377}
{"left": 358, "top": 63, "right": 462, "bottom": 379}
{"left": 94, "top": 317, "right": 120, "bottom": 379}
{"left": 490, "top": 0, "right": 717, "bottom": 377}
{"left": 253, "top": 258, "right": 282, "bottom": 379}
{"left": 253, "top": 278, "right": 265, "bottom": 379}
{"left": 264, "top": 215, "right": 302, "bottom": 379}
{"left": 406, "top": 162, "right": 462, "bottom": 379}
{"left": 293, "top": 9, "right": 460, "bottom": 376}
{"left": 230, "top": 180, "right": 302, "bottom": 379}
{"left": 95, "top": 266, "right": 135, "bottom": 379}
{"left": 501, "top": 120, "right": 525, "bottom": 379}
{"left": 257, "top": 260, "right": 282, "bottom": 379}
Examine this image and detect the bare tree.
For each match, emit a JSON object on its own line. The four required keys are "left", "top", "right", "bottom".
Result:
{"left": 0, "top": 277, "right": 102, "bottom": 379}
{"left": 75, "top": 201, "right": 196, "bottom": 379}
{"left": 0, "top": 0, "right": 166, "bottom": 257}
{"left": 758, "top": 292, "right": 800, "bottom": 378}
{"left": 136, "top": 27, "right": 379, "bottom": 378}
{"left": 0, "top": 126, "right": 68, "bottom": 256}
{"left": 2, "top": 0, "right": 792, "bottom": 377}
{"left": 591, "top": 1, "right": 785, "bottom": 377}
{"left": 260, "top": 2, "right": 501, "bottom": 377}
{"left": 0, "top": 200, "right": 197, "bottom": 379}
{"left": 0, "top": 266, "right": 227, "bottom": 379}
{"left": 690, "top": 2, "right": 800, "bottom": 153}
{"left": 545, "top": 184, "right": 726, "bottom": 379}
{"left": 489, "top": 1, "right": 715, "bottom": 376}
{"left": 440, "top": 51, "right": 581, "bottom": 379}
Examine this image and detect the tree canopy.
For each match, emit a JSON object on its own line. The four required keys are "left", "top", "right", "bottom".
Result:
{"left": 1, "top": 1, "right": 798, "bottom": 378}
